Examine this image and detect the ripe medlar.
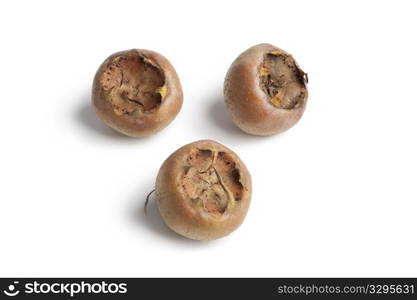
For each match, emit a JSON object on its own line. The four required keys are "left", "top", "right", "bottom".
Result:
{"left": 155, "top": 140, "right": 252, "bottom": 240}
{"left": 224, "top": 43, "right": 308, "bottom": 136}
{"left": 92, "top": 49, "right": 183, "bottom": 137}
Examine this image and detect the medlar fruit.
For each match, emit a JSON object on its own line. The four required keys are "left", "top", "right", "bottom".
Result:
{"left": 224, "top": 43, "right": 308, "bottom": 136}
{"left": 155, "top": 140, "right": 252, "bottom": 240}
{"left": 92, "top": 49, "right": 183, "bottom": 137}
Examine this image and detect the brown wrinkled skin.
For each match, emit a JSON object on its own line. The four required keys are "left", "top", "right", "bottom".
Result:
{"left": 155, "top": 140, "right": 252, "bottom": 241}
{"left": 224, "top": 43, "right": 308, "bottom": 136}
{"left": 92, "top": 49, "right": 183, "bottom": 137}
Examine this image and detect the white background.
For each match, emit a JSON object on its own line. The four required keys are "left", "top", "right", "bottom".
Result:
{"left": 0, "top": 0, "right": 416, "bottom": 277}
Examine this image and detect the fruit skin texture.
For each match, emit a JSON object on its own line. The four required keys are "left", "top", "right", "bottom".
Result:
{"left": 92, "top": 49, "right": 183, "bottom": 137}
{"left": 224, "top": 43, "right": 308, "bottom": 136}
{"left": 155, "top": 140, "right": 252, "bottom": 241}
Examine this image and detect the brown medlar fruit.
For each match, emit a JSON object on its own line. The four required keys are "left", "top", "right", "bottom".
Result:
{"left": 224, "top": 43, "right": 308, "bottom": 136}
{"left": 155, "top": 140, "right": 252, "bottom": 240}
{"left": 92, "top": 49, "right": 183, "bottom": 137}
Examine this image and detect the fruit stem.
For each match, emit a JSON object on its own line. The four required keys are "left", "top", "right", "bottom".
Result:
{"left": 144, "top": 189, "right": 156, "bottom": 216}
